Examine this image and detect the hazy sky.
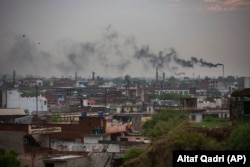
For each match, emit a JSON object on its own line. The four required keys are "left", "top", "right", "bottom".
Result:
{"left": 0, "top": 0, "right": 250, "bottom": 78}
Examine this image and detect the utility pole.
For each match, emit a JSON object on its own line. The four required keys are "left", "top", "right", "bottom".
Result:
{"left": 36, "top": 84, "right": 38, "bottom": 115}
{"left": 104, "top": 88, "right": 108, "bottom": 116}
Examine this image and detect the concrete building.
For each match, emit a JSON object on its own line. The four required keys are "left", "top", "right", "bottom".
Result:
{"left": 244, "top": 77, "right": 250, "bottom": 88}
{"left": 230, "top": 88, "right": 250, "bottom": 120}
{"left": 0, "top": 108, "right": 26, "bottom": 123}
{"left": 197, "top": 96, "right": 229, "bottom": 109}
{"left": 155, "top": 89, "right": 189, "bottom": 96}
{"left": 44, "top": 155, "right": 85, "bottom": 167}
{"left": 189, "top": 110, "right": 205, "bottom": 122}
{"left": 6, "top": 90, "right": 48, "bottom": 115}
{"left": 76, "top": 80, "right": 88, "bottom": 87}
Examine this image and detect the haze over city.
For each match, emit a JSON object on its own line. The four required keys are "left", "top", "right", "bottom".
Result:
{"left": 0, "top": 0, "right": 250, "bottom": 78}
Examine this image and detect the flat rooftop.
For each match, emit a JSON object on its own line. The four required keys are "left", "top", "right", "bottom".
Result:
{"left": 45, "top": 155, "right": 83, "bottom": 161}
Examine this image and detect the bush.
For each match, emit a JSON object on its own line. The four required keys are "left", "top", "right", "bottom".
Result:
{"left": 141, "top": 110, "right": 189, "bottom": 140}
{"left": 166, "top": 128, "right": 222, "bottom": 150}
{"left": 0, "top": 149, "right": 21, "bottom": 167}
{"left": 203, "top": 116, "right": 215, "bottom": 122}
{"left": 227, "top": 123, "right": 250, "bottom": 150}
{"left": 50, "top": 112, "right": 62, "bottom": 122}
{"left": 122, "top": 147, "right": 145, "bottom": 162}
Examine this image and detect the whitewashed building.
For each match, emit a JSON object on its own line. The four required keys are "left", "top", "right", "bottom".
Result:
{"left": 7, "top": 90, "right": 48, "bottom": 115}
{"left": 244, "top": 77, "right": 250, "bottom": 88}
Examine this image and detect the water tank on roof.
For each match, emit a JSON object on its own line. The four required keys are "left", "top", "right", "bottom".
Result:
{"left": 81, "top": 111, "right": 87, "bottom": 117}
{"left": 98, "top": 111, "right": 104, "bottom": 118}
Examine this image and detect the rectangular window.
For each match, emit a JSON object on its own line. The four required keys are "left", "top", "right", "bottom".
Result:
{"left": 191, "top": 115, "right": 196, "bottom": 121}
{"left": 45, "top": 163, "right": 54, "bottom": 167}
{"left": 244, "top": 101, "right": 250, "bottom": 115}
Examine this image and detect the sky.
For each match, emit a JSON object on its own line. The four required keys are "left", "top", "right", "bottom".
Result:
{"left": 0, "top": 0, "right": 250, "bottom": 79}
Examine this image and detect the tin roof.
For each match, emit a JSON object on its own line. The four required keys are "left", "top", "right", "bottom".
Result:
{"left": 44, "top": 155, "right": 83, "bottom": 161}
{"left": 231, "top": 88, "right": 250, "bottom": 97}
{"left": 0, "top": 109, "right": 26, "bottom": 116}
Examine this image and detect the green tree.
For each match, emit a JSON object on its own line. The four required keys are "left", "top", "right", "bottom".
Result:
{"left": 217, "top": 76, "right": 224, "bottom": 82}
{"left": 166, "top": 128, "right": 222, "bottom": 150}
{"left": 122, "top": 147, "right": 145, "bottom": 162}
{"left": 227, "top": 123, "right": 250, "bottom": 150}
{"left": 148, "top": 92, "right": 190, "bottom": 101}
{"left": 226, "top": 75, "right": 236, "bottom": 83}
{"left": 206, "top": 88, "right": 221, "bottom": 96}
{"left": 0, "top": 149, "right": 21, "bottom": 167}
{"left": 96, "top": 76, "right": 105, "bottom": 85}
{"left": 111, "top": 77, "right": 124, "bottom": 85}
{"left": 141, "top": 110, "right": 189, "bottom": 140}
{"left": 50, "top": 112, "right": 62, "bottom": 122}
{"left": 122, "top": 111, "right": 224, "bottom": 167}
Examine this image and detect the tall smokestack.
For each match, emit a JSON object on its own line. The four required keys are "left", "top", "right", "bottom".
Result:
{"left": 163, "top": 72, "right": 165, "bottom": 82}
{"left": 75, "top": 72, "right": 77, "bottom": 87}
{"left": 222, "top": 64, "right": 225, "bottom": 87}
{"left": 222, "top": 64, "right": 224, "bottom": 79}
{"left": 13, "top": 70, "right": 15, "bottom": 87}
{"left": 156, "top": 68, "right": 158, "bottom": 82}
{"left": 92, "top": 72, "right": 95, "bottom": 80}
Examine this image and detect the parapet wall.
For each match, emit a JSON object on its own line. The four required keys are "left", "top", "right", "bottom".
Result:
{"left": 0, "top": 131, "right": 25, "bottom": 154}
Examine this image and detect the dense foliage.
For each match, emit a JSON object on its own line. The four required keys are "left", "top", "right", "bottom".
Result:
{"left": 122, "top": 147, "right": 146, "bottom": 161}
{"left": 122, "top": 110, "right": 250, "bottom": 167}
{"left": 141, "top": 110, "right": 189, "bottom": 140}
{"left": 50, "top": 112, "right": 62, "bottom": 122}
{"left": 0, "top": 149, "right": 21, "bottom": 167}
{"left": 148, "top": 92, "right": 190, "bottom": 101}
{"left": 227, "top": 122, "right": 250, "bottom": 150}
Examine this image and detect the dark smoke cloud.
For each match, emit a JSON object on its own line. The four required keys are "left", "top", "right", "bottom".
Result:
{"left": 57, "top": 26, "right": 133, "bottom": 75}
{"left": 134, "top": 46, "right": 171, "bottom": 68}
{"left": 134, "top": 45, "right": 223, "bottom": 70}
{"left": 0, "top": 26, "right": 223, "bottom": 77}
{"left": 56, "top": 41, "right": 96, "bottom": 73}
{"left": 191, "top": 57, "right": 223, "bottom": 68}
{"left": 0, "top": 34, "right": 53, "bottom": 76}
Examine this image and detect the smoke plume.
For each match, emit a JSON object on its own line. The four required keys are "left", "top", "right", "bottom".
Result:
{"left": 0, "top": 34, "right": 54, "bottom": 77}
{"left": 0, "top": 26, "right": 223, "bottom": 77}
{"left": 134, "top": 45, "right": 223, "bottom": 71}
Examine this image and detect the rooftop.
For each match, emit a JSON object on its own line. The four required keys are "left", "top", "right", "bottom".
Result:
{"left": 45, "top": 155, "right": 83, "bottom": 161}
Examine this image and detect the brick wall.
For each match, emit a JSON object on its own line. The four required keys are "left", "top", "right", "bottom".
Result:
{"left": 48, "top": 116, "right": 106, "bottom": 140}
{"left": 0, "top": 123, "right": 29, "bottom": 133}
{"left": 0, "top": 116, "right": 106, "bottom": 141}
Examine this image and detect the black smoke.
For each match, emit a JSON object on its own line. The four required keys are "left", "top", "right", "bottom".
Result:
{"left": 56, "top": 26, "right": 133, "bottom": 75}
{"left": 0, "top": 34, "right": 53, "bottom": 76}
{"left": 191, "top": 57, "right": 223, "bottom": 68}
{"left": 134, "top": 45, "right": 223, "bottom": 70}
{"left": 0, "top": 27, "right": 223, "bottom": 77}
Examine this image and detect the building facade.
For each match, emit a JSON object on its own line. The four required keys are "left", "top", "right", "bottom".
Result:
{"left": 6, "top": 90, "right": 48, "bottom": 115}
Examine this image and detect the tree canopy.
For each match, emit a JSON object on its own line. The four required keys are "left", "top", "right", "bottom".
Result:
{"left": 0, "top": 149, "right": 21, "bottom": 167}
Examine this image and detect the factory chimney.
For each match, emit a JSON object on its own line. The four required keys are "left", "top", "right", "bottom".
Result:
{"left": 163, "top": 72, "right": 165, "bottom": 82}
{"left": 156, "top": 68, "right": 158, "bottom": 82}
{"left": 222, "top": 65, "right": 225, "bottom": 88}
{"left": 75, "top": 72, "right": 77, "bottom": 87}
{"left": 92, "top": 72, "right": 95, "bottom": 80}
{"left": 222, "top": 64, "right": 224, "bottom": 79}
{"left": 13, "top": 70, "right": 15, "bottom": 87}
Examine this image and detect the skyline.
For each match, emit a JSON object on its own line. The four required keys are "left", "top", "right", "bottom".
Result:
{"left": 0, "top": 0, "right": 250, "bottom": 78}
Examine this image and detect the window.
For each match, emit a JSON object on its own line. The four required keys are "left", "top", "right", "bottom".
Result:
{"left": 244, "top": 101, "right": 250, "bottom": 115}
{"left": 191, "top": 115, "right": 196, "bottom": 121}
{"left": 45, "top": 163, "right": 54, "bottom": 167}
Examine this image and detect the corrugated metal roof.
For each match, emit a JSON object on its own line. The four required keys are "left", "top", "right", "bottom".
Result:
{"left": 232, "top": 88, "right": 250, "bottom": 97}
{"left": 0, "top": 109, "right": 26, "bottom": 115}
{"left": 45, "top": 155, "right": 83, "bottom": 161}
